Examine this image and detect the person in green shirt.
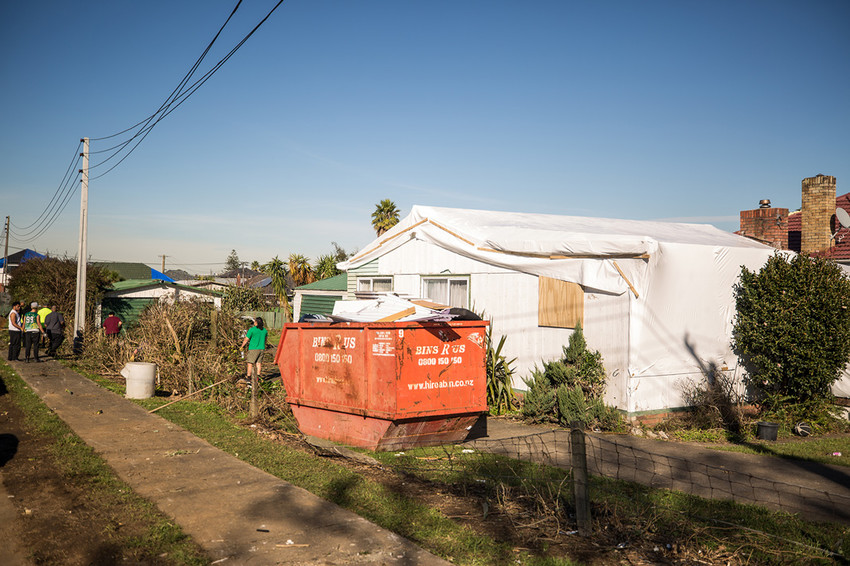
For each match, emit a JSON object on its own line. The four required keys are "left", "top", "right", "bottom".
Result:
{"left": 240, "top": 317, "right": 268, "bottom": 382}
{"left": 22, "top": 302, "right": 44, "bottom": 362}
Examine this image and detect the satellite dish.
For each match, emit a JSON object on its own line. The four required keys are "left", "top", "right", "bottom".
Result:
{"left": 837, "top": 208, "right": 850, "bottom": 229}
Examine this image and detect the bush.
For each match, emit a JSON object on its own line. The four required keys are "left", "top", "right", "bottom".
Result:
{"left": 485, "top": 324, "right": 517, "bottom": 415}
{"left": 678, "top": 367, "right": 745, "bottom": 434}
{"left": 733, "top": 253, "right": 850, "bottom": 408}
{"left": 7, "top": 257, "right": 117, "bottom": 332}
{"left": 521, "top": 323, "right": 622, "bottom": 430}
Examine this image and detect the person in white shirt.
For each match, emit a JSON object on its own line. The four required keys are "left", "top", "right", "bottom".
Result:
{"left": 7, "top": 301, "right": 22, "bottom": 361}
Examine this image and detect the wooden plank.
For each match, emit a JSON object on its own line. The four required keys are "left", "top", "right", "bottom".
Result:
{"left": 375, "top": 307, "right": 416, "bottom": 322}
{"left": 612, "top": 260, "right": 639, "bottom": 298}
{"left": 479, "top": 247, "right": 650, "bottom": 260}
{"left": 409, "top": 299, "right": 448, "bottom": 310}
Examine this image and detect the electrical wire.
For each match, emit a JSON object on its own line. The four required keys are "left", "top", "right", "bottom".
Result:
{"left": 89, "top": 0, "right": 285, "bottom": 180}
{"left": 9, "top": 140, "right": 82, "bottom": 232}
{"left": 11, "top": 169, "right": 83, "bottom": 244}
{"left": 10, "top": 163, "right": 81, "bottom": 241}
{"left": 10, "top": 0, "right": 285, "bottom": 247}
{"left": 88, "top": 0, "right": 243, "bottom": 163}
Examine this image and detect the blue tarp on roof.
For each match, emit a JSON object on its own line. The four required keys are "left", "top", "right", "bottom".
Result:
{"left": 0, "top": 249, "right": 46, "bottom": 268}
{"left": 151, "top": 269, "right": 175, "bottom": 283}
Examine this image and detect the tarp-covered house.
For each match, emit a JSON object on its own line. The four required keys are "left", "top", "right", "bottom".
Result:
{"left": 338, "top": 205, "right": 784, "bottom": 417}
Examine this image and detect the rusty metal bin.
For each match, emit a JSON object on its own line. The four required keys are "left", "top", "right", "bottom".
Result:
{"left": 274, "top": 320, "right": 488, "bottom": 451}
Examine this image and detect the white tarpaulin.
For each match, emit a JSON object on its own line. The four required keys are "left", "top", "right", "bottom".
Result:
{"left": 340, "top": 205, "right": 848, "bottom": 412}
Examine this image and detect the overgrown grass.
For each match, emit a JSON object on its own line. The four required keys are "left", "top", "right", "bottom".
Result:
{"left": 704, "top": 436, "right": 850, "bottom": 467}
{"left": 57, "top": 357, "right": 849, "bottom": 564}
{"left": 0, "top": 362, "right": 209, "bottom": 565}
{"left": 375, "top": 444, "right": 849, "bottom": 565}
{"left": 146, "top": 399, "right": 577, "bottom": 566}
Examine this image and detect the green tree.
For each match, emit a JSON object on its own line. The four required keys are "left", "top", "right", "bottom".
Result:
{"left": 261, "top": 256, "right": 289, "bottom": 307}
{"left": 371, "top": 199, "right": 400, "bottom": 236}
{"left": 288, "top": 253, "right": 315, "bottom": 287}
{"left": 7, "top": 257, "right": 117, "bottom": 331}
{"left": 331, "top": 241, "right": 350, "bottom": 262}
{"left": 250, "top": 260, "right": 260, "bottom": 271}
{"left": 314, "top": 254, "right": 341, "bottom": 280}
{"left": 224, "top": 249, "right": 241, "bottom": 272}
{"left": 733, "top": 253, "right": 850, "bottom": 406}
{"left": 221, "top": 285, "right": 266, "bottom": 311}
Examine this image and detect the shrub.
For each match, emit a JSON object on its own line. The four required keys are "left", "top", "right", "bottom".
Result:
{"left": 485, "top": 324, "right": 517, "bottom": 415}
{"left": 521, "top": 323, "right": 622, "bottom": 430}
{"left": 7, "top": 257, "right": 117, "bottom": 332}
{"left": 733, "top": 253, "right": 850, "bottom": 409}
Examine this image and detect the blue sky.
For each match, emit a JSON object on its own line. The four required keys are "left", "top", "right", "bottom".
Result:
{"left": 1, "top": 1, "right": 848, "bottom": 275}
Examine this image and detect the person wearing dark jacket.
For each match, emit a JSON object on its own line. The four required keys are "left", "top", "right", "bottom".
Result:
{"left": 44, "top": 305, "right": 65, "bottom": 357}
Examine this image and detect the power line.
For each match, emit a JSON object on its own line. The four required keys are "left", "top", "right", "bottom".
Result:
{"left": 9, "top": 0, "right": 286, "bottom": 248}
{"left": 89, "top": 0, "right": 286, "bottom": 181}
{"left": 9, "top": 141, "right": 82, "bottom": 233}
{"left": 11, "top": 170, "right": 83, "bottom": 244}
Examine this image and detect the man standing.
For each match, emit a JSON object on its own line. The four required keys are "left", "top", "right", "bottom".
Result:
{"left": 7, "top": 301, "right": 22, "bottom": 361}
{"left": 44, "top": 305, "right": 65, "bottom": 357}
{"left": 102, "top": 312, "right": 122, "bottom": 337}
{"left": 37, "top": 304, "right": 52, "bottom": 347}
{"left": 22, "top": 302, "right": 44, "bottom": 362}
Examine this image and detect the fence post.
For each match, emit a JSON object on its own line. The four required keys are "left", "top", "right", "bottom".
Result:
{"left": 210, "top": 309, "right": 218, "bottom": 349}
{"left": 571, "top": 425, "right": 591, "bottom": 536}
{"left": 250, "top": 361, "right": 258, "bottom": 419}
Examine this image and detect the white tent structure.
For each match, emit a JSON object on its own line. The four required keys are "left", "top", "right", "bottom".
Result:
{"left": 339, "top": 205, "right": 845, "bottom": 417}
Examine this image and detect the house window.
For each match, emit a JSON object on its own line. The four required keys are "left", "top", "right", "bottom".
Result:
{"left": 538, "top": 276, "right": 584, "bottom": 328}
{"left": 422, "top": 277, "right": 469, "bottom": 308}
{"left": 357, "top": 277, "right": 393, "bottom": 292}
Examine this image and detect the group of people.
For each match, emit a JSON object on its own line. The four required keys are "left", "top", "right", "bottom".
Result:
{"left": 7, "top": 301, "right": 65, "bottom": 362}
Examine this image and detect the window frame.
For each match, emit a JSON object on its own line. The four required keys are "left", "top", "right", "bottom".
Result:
{"left": 356, "top": 276, "right": 393, "bottom": 293}
{"left": 420, "top": 275, "right": 470, "bottom": 308}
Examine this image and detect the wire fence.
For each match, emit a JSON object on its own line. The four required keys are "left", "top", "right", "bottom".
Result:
{"left": 463, "top": 428, "right": 850, "bottom": 525}
{"left": 378, "top": 427, "right": 849, "bottom": 563}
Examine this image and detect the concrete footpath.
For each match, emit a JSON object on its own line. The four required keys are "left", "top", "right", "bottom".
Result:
{"left": 8, "top": 359, "right": 451, "bottom": 566}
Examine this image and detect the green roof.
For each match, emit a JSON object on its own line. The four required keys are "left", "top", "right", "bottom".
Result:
{"left": 107, "top": 279, "right": 222, "bottom": 296}
{"left": 96, "top": 262, "right": 156, "bottom": 280}
{"left": 296, "top": 273, "right": 347, "bottom": 291}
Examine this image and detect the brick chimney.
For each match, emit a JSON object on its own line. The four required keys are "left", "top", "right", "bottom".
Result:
{"left": 739, "top": 199, "right": 789, "bottom": 249}
{"left": 801, "top": 174, "right": 837, "bottom": 255}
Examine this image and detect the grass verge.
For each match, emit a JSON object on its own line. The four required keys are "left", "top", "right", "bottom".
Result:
{"left": 63, "top": 361, "right": 850, "bottom": 564}
{"left": 1, "top": 362, "right": 210, "bottom": 565}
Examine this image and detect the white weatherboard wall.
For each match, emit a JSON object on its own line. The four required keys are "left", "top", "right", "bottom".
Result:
{"left": 340, "top": 205, "right": 850, "bottom": 415}
{"left": 356, "top": 238, "right": 634, "bottom": 411}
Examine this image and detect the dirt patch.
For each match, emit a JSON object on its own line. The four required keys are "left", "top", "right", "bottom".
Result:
{"left": 0, "top": 380, "right": 205, "bottom": 566}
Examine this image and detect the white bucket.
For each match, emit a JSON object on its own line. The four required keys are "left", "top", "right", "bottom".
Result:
{"left": 121, "top": 362, "right": 157, "bottom": 399}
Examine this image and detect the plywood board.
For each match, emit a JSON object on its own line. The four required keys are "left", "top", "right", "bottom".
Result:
{"left": 538, "top": 276, "right": 584, "bottom": 328}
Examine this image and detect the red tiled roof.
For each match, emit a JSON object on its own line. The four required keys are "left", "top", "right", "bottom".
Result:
{"left": 787, "top": 192, "right": 850, "bottom": 259}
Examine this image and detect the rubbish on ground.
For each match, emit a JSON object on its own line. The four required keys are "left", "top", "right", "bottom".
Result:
{"left": 277, "top": 543, "right": 309, "bottom": 548}
{"left": 615, "top": 542, "right": 628, "bottom": 549}
{"left": 330, "top": 295, "right": 475, "bottom": 323}
{"left": 461, "top": 449, "right": 474, "bottom": 453}
{"left": 256, "top": 528, "right": 269, "bottom": 532}
{"left": 833, "top": 452, "right": 842, "bottom": 457}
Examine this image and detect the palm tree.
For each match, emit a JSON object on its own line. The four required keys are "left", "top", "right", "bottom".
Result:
{"left": 314, "top": 254, "right": 341, "bottom": 280}
{"left": 261, "top": 256, "right": 289, "bottom": 309}
{"left": 371, "top": 199, "right": 400, "bottom": 236}
{"left": 288, "top": 253, "right": 316, "bottom": 287}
